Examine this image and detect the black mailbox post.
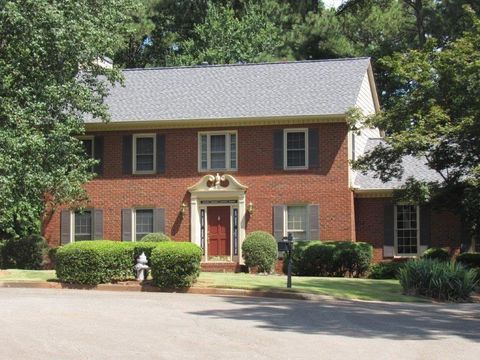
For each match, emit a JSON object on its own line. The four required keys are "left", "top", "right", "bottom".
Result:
{"left": 279, "top": 233, "right": 294, "bottom": 288}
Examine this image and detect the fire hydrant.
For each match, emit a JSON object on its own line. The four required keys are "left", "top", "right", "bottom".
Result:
{"left": 134, "top": 252, "right": 150, "bottom": 281}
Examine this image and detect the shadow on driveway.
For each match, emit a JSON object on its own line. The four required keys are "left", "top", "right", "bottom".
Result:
{"left": 189, "top": 296, "right": 480, "bottom": 340}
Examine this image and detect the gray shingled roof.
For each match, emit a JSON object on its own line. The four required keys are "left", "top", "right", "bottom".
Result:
{"left": 89, "top": 58, "right": 371, "bottom": 123}
{"left": 354, "top": 138, "right": 444, "bottom": 190}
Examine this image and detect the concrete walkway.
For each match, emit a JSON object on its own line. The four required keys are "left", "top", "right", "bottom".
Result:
{"left": 0, "top": 288, "right": 478, "bottom": 359}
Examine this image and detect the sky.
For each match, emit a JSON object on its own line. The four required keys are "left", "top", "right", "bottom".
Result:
{"left": 323, "top": 0, "right": 344, "bottom": 9}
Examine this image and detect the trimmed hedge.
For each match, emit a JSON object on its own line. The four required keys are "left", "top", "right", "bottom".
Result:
{"left": 150, "top": 242, "right": 202, "bottom": 288}
{"left": 284, "top": 241, "right": 373, "bottom": 277}
{"left": 422, "top": 247, "right": 450, "bottom": 262}
{"left": 368, "top": 261, "right": 405, "bottom": 279}
{"left": 55, "top": 241, "right": 133, "bottom": 285}
{"left": 141, "top": 232, "right": 171, "bottom": 242}
{"left": 242, "top": 231, "right": 278, "bottom": 273}
{"left": 398, "top": 259, "right": 478, "bottom": 301}
{"left": 2, "top": 235, "right": 48, "bottom": 269}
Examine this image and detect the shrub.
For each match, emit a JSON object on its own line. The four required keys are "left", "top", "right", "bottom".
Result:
{"left": 55, "top": 241, "right": 133, "bottom": 285}
{"left": 398, "top": 259, "right": 478, "bottom": 301}
{"left": 282, "top": 241, "right": 316, "bottom": 275}
{"left": 2, "top": 235, "right": 48, "bottom": 269}
{"left": 422, "top": 247, "right": 450, "bottom": 262}
{"left": 150, "top": 242, "right": 202, "bottom": 288}
{"left": 242, "top": 231, "right": 278, "bottom": 273}
{"left": 456, "top": 253, "right": 480, "bottom": 269}
{"left": 0, "top": 240, "right": 6, "bottom": 269}
{"left": 368, "top": 261, "right": 405, "bottom": 279}
{"left": 285, "top": 241, "right": 373, "bottom": 277}
{"left": 141, "top": 232, "right": 171, "bottom": 242}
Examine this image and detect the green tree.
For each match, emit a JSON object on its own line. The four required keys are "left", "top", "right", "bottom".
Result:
{"left": 0, "top": 0, "right": 137, "bottom": 238}
{"left": 168, "top": 0, "right": 293, "bottom": 65}
{"left": 352, "top": 7, "right": 480, "bottom": 244}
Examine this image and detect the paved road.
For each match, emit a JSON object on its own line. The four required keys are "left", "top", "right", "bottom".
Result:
{"left": 0, "top": 288, "right": 478, "bottom": 360}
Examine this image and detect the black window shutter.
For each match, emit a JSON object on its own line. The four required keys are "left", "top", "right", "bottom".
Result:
{"left": 92, "top": 209, "right": 103, "bottom": 240}
{"left": 273, "top": 130, "right": 284, "bottom": 170}
{"left": 308, "top": 204, "right": 320, "bottom": 241}
{"left": 94, "top": 136, "right": 104, "bottom": 175}
{"left": 60, "top": 210, "right": 71, "bottom": 245}
{"left": 273, "top": 205, "right": 284, "bottom": 241}
{"left": 153, "top": 208, "right": 165, "bottom": 233}
{"left": 308, "top": 128, "right": 319, "bottom": 169}
{"left": 156, "top": 134, "right": 165, "bottom": 174}
{"left": 419, "top": 205, "right": 431, "bottom": 253}
{"left": 122, "top": 135, "right": 133, "bottom": 174}
{"left": 383, "top": 203, "right": 395, "bottom": 257}
{"left": 122, "top": 208, "right": 133, "bottom": 241}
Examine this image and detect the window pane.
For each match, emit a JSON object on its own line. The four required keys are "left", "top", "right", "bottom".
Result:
{"left": 136, "top": 137, "right": 154, "bottom": 171}
{"left": 82, "top": 139, "right": 93, "bottom": 158}
{"left": 74, "top": 211, "right": 92, "bottom": 241}
{"left": 230, "top": 133, "right": 237, "bottom": 169}
{"left": 136, "top": 209, "right": 153, "bottom": 241}
{"left": 286, "top": 132, "right": 306, "bottom": 167}
{"left": 210, "top": 135, "right": 226, "bottom": 169}
{"left": 287, "top": 206, "right": 307, "bottom": 231}
{"left": 201, "top": 135, "right": 208, "bottom": 169}
{"left": 396, "top": 205, "right": 418, "bottom": 255}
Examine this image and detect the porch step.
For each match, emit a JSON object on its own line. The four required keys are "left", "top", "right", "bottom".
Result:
{"left": 201, "top": 262, "right": 241, "bottom": 273}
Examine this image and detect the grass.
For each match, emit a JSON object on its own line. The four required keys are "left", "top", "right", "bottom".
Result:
{"left": 0, "top": 269, "right": 56, "bottom": 282}
{"left": 0, "top": 269, "right": 423, "bottom": 302}
{"left": 196, "top": 272, "right": 424, "bottom": 302}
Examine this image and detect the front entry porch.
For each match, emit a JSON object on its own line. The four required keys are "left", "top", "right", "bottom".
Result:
{"left": 188, "top": 174, "right": 248, "bottom": 265}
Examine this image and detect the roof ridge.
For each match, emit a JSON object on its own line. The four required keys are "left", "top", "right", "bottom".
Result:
{"left": 121, "top": 57, "right": 371, "bottom": 72}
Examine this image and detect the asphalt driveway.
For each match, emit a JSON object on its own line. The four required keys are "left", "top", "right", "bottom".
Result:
{"left": 0, "top": 288, "right": 478, "bottom": 359}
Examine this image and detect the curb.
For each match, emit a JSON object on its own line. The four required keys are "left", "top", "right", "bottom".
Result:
{"left": 0, "top": 281, "right": 322, "bottom": 301}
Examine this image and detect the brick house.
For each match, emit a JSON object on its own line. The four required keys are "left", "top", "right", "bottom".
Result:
{"left": 43, "top": 58, "right": 472, "bottom": 269}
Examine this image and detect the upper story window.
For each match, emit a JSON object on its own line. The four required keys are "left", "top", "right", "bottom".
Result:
{"left": 133, "top": 134, "right": 156, "bottom": 174}
{"left": 135, "top": 209, "right": 154, "bottom": 241}
{"left": 286, "top": 205, "right": 307, "bottom": 240}
{"left": 198, "top": 131, "right": 237, "bottom": 171}
{"left": 395, "top": 205, "right": 419, "bottom": 256}
{"left": 74, "top": 210, "right": 92, "bottom": 241}
{"left": 284, "top": 129, "right": 308, "bottom": 170}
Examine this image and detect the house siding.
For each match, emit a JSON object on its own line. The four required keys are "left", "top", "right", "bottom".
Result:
{"left": 43, "top": 122, "right": 355, "bottom": 247}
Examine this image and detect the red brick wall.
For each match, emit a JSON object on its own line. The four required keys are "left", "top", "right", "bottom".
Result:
{"left": 43, "top": 122, "right": 355, "bottom": 247}
{"left": 355, "top": 197, "right": 462, "bottom": 262}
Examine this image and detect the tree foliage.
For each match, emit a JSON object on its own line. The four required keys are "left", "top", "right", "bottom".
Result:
{"left": 353, "top": 6, "right": 480, "bottom": 238}
{"left": 0, "top": 0, "right": 137, "bottom": 238}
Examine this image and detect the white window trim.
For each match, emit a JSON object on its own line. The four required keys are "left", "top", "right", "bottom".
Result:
{"left": 198, "top": 131, "right": 238, "bottom": 172}
{"left": 79, "top": 135, "right": 95, "bottom": 158}
{"left": 283, "top": 128, "right": 309, "bottom": 170}
{"left": 70, "top": 209, "right": 93, "bottom": 242}
{"left": 284, "top": 204, "right": 309, "bottom": 240}
{"left": 394, "top": 204, "right": 420, "bottom": 257}
{"left": 133, "top": 134, "right": 156, "bottom": 175}
{"left": 132, "top": 208, "right": 154, "bottom": 242}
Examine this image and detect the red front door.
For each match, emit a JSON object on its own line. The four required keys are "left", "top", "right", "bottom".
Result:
{"left": 207, "top": 206, "right": 230, "bottom": 256}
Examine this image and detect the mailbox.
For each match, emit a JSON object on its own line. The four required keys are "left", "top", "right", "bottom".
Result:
{"left": 278, "top": 233, "right": 294, "bottom": 288}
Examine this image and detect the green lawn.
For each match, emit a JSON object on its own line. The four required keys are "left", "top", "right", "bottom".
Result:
{"left": 0, "top": 269, "right": 56, "bottom": 282}
{"left": 0, "top": 269, "right": 422, "bottom": 302}
{"left": 196, "top": 273, "right": 423, "bottom": 302}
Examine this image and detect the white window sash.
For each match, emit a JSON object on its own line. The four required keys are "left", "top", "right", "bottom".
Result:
{"left": 198, "top": 131, "right": 238, "bottom": 172}
{"left": 133, "top": 134, "right": 156, "bottom": 174}
{"left": 394, "top": 204, "right": 420, "bottom": 256}
{"left": 283, "top": 129, "right": 309, "bottom": 170}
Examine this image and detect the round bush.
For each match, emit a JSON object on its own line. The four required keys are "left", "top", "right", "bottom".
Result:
{"left": 55, "top": 241, "right": 133, "bottom": 285}
{"left": 368, "top": 261, "right": 405, "bottom": 279}
{"left": 2, "top": 234, "right": 48, "bottom": 269}
{"left": 242, "top": 231, "right": 278, "bottom": 273}
{"left": 150, "top": 242, "right": 202, "bottom": 288}
{"left": 141, "top": 232, "right": 171, "bottom": 242}
{"left": 398, "top": 259, "right": 478, "bottom": 301}
{"left": 422, "top": 247, "right": 450, "bottom": 262}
